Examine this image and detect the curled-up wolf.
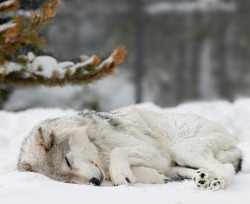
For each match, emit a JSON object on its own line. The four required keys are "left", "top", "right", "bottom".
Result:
{"left": 18, "top": 106, "right": 243, "bottom": 190}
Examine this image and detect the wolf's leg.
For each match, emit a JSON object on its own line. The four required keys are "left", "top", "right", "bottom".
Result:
{"left": 131, "top": 166, "right": 196, "bottom": 184}
{"left": 131, "top": 167, "right": 170, "bottom": 184}
{"left": 183, "top": 155, "right": 235, "bottom": 190}
{"left": 168, "top": 166, "right": 197, "bottom": 181}
{"left": 109, "top": 146, "right": 170, "bottom": 185}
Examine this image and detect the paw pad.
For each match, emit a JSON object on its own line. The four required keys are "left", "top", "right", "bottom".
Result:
{"left": 193, "top": 169, "right": 226, "bottom": 191}
{"left": 209, "top": 179, "right": 225, "bottom": 191}
{"left": 193, "top": 169, "right": 210, "bottom": 189}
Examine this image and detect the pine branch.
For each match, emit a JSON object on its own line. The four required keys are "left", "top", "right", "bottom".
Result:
{"left": 0, "top": 0, "right": 60, "bottom": 64}
{"left": 0, "top": 0, "right": 19, "bottom": 13}
{"left": 0, "top": 47, "right": 127, "bottom": 85}
{"left": 0, "top": 0, "right": 127, "bottom": 88}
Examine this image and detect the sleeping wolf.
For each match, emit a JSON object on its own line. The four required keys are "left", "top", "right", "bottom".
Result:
{"left": 18, "top": 106, "right": 242, "bottom": 190}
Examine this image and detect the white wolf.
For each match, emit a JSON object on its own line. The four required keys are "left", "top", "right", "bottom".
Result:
{"left": 18, "top": 106, "right": 242, "bottom": 190}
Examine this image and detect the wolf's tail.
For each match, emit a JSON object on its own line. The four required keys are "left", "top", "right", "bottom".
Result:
{"left": 216, "top": 147, "right": 243, "bottom": 174}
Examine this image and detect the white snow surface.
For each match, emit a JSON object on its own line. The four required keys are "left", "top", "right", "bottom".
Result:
{"left": 1, "top": 99, "right": 250, "bottom": 204}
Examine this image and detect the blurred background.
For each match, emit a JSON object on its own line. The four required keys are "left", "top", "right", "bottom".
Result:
{"left": 1, "top": 0, "right": 250, "bottom": 111}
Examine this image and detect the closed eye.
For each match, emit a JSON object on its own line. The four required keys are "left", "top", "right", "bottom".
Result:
{"left": 65, "top": 156, "right": 72, "bottom": 169}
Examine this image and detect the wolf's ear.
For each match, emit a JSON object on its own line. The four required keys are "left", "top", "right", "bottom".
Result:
{"left": 36, "top": 126, "right": 55, "bottom": 152}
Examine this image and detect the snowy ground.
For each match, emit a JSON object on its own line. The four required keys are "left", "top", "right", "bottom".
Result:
{"left": 0, "top": 99, "right": 250, "bottom": 204}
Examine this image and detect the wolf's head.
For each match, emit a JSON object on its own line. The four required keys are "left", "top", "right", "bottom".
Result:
{"left": 18, "top": 118, "right": 105, "bottom": 186}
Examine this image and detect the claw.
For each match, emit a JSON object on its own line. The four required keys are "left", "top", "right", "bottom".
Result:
{"left": 125, "top": 177, "right": 130, "bottom": 183}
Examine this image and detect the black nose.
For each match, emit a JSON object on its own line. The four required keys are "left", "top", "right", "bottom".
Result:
{"left": 90, "top": 177, "right": 101, "bottom": 186}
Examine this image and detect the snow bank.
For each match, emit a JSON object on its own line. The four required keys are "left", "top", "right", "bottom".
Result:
{"left": 0, "top": 99, "right": 250, "bottom": 204}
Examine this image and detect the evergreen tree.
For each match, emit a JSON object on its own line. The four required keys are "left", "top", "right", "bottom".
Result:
{"left": 0, "top": 0, "right": 126, "bottom": 102}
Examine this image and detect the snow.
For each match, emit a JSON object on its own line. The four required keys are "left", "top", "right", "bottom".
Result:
{"left": 147, "top": 0, "right": 236, "bottom": 14}
{"left": 0, "top": 62, "right": 22, "bottom": 74}
{"left": 96, "top": 55, "right": 113, "bottom": 70}
{"left": 0, "top": 51, "right": 114, "bottom": 78}
{"left": 0, "top": 22, "right": 16, "bottom": 33}
{"left": 31, "top": 56, "right": 58, "bottom": 78}
{"left": 30, "top": 56, "right": 74, "bottom": 78}
{"left": 1, "top": 99, "right": 250, "bottom": 204}
{"left": 0, "top": 0, "right": 15, "bottom": 9}
{"left": 27, "top": 52, "right": 35, "bottom": 61}
{"left": 71, "top": 56, "right": 95, "bottom": 72}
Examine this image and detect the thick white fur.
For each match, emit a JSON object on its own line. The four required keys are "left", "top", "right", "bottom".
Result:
{"left": 18, "top": 106, "right": 242, "bottom": 190}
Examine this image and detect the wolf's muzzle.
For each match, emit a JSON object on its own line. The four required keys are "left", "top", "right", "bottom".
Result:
{"left": 89, "top": 170, "right": 104, "bottom": 186}
{"left": 90, "top": 177, "right": 101, "bottom": 186}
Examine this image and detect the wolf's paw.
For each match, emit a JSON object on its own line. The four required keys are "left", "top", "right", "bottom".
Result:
{"left": 110, "top": 166, "right": 136, "bottom": 186}
{"left": 193, "top": 169, "right": 210, "bottom": 189}
{"left": 208, "top": 178, "right": 225, "bottom": 191}
{"left": 151, "top": 171, "right": 170, "bottom": 184}
{"left": 193, "top": 169, "right": 226, "bottom": 191}
{"left": 131, "top": 167, "right": 169, "bottom": 184}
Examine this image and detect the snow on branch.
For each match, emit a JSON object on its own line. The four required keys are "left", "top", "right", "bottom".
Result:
{"left": 0, "top": 21, "right": 16, "bottom": 33}
{"left": 0, "top": 47, "right": 127, "bottom": 85}
{"left": 0, "top": 0, "right": 19, "bottom": 12}
{"left": 147, "top": 0, "right": 236, "bottom": 14}
{"left": 0, "top": 0, "right": 126, "bottom": 87}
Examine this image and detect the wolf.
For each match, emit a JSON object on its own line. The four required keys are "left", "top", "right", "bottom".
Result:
{"left": 17, "top": 106, "right": 243, "bottom": 190}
